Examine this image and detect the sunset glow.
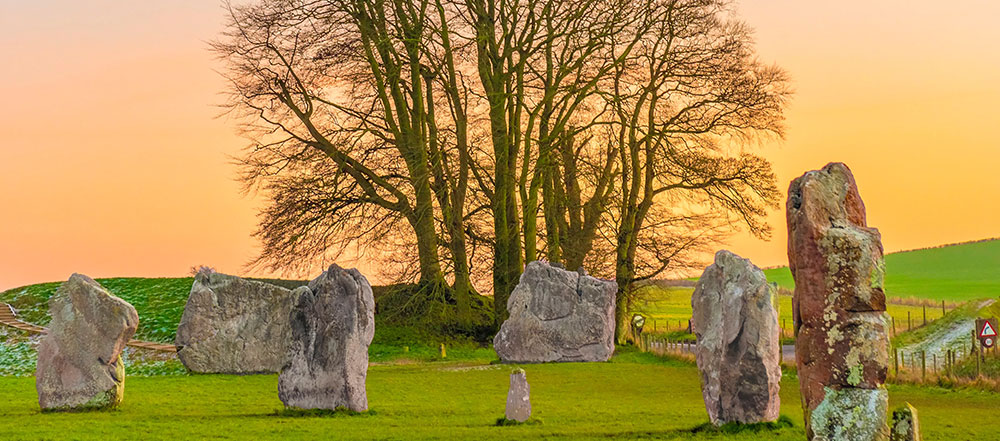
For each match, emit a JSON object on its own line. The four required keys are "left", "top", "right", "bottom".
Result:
{"left": 2, "top": 0, "right": 999, "bottom": 290}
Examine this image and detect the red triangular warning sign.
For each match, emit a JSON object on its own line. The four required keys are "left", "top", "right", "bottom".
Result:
{"left": 980, "top": 321, "right": 997, "bottom": 338}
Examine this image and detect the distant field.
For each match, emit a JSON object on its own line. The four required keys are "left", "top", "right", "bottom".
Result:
{"left": 764, "top": 239, "right": 1000, "bottom": 302}
{"left": 631, "top": 286, "right": 944, "bottom": 336}
{"left": 0, "top": 350, "right": 997, "bottom": 440}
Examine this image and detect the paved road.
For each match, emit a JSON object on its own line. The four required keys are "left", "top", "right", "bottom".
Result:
{"left": 782, "top": 344, "right": 795, "bottom": 364}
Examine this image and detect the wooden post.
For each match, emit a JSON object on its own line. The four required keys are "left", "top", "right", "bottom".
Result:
{"left": 933, "top": 353, "right": 937, "bottom": 375}
{"left": 977, "top": 343, "right": 982, "bottom": 379}
{"left": 973, "top": 329, "right": 978, "bottom": 356}
{"left": 900, "top": 352, "right": 905, "bottom": 371}
{"left": 923, "top": 306, "right": 927, "bottom": 326}
{"left": 921, "top": 351, "right": 926, "bottom": 381}
{"left": 894, "top": 348, "right": 899, "bottom": 376}
{"left": 892, "top": 317, "right": 897, "bottom": 336}
{"left": 942, "top": 300, "right": 946, "bottom": 316}
{"left": 907, "top": 311, "right": 911, "bottom": 330}
{"left": 653, "top": 320, "right": 657, "bottom": 332}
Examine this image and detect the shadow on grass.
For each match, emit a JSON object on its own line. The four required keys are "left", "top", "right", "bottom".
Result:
{"left": 39, "top": 406, "right": 122, "bottom": 414}
{"left": 690, "top": 415, "right": 795, "bottom": 434}
{"left": 271, "top": 407, "right": 378, "bottom": 418}
{"left": 495, "top": 416, "right": 543, "bottom": 426}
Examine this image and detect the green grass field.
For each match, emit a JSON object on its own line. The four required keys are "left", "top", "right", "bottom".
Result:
{"left": 630, "top": 285, "right": 945, "bottom": 337}
{"left": 764, "top": 239, "right": 1000, "bottom": 302}
{"left": 0, "top": 350, "right": 995, "bottom": 440}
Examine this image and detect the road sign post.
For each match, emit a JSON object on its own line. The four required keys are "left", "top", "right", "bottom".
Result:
{"left": 976, "top": 317, "right": 998, "bottom": 349}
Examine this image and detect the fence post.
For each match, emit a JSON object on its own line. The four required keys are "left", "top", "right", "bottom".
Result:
{"left": 892, "top": 317, "right": 897, "bottom": 336}
{"left": 921, "top": 351, "right": 926, "bottom": 381}
{"left": 932, "top": 353, "right": 937, "bottom": 375}
{"left": 977, "top": 343, "right": 982, "bottom": 379}
{"left": 907, "top": 311, "right": 911, "bottom": 330}
{"left": 973, "top": 329, "right": 978, "bottom": 356}
{"left": 923, "top": 306, "right": 927, "bottom": 326}
{"left": 894, "top": 349, "right": 899, "bottom": 376}
{"left": 942, "top": 300, "right": 946, "bottom": 316}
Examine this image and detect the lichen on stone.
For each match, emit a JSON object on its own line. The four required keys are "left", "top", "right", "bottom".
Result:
{"left": 810, "top": 387, "right": 889, "bottom": 441}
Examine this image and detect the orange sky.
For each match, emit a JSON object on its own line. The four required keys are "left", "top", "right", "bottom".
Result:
{"left": 2, "top": 1, "right": 999, "bottom": 290}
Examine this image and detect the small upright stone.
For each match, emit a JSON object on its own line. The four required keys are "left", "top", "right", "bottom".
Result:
{"left": 36, "top": 274, "right": 139, "bottom": 410}
{"left": 278, "top": 264, "right": 375, "bottom": 412}
{"left": 788, "top": 163, "right": 890, "bottom": 440}
{"left": 691, "top": 250, "right": 781, "bottom": 425}
{"left": 890, "top": 403, "right": 921, "bottom": 441}
{"left": 505, "top": 368, "right": 531, "bottom": 422}
{"left": 494, "top": 260, "right": 616, "bottom": 363}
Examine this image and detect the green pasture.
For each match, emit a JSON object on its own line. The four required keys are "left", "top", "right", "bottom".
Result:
{"left": 630, "top": 285, "right": 946, "bottom": 337}
{"left": 0, "top": 349, "right": 995, "bottom": 440}
{"left": 764, "top": 239, "right": 1000, "bottom": 302}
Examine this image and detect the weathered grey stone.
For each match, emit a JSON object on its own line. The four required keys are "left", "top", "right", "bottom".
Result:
{"left": 175, "top": 270, "right": 301, "bottom": 374}
{"left": 278, "top": 264, "right": 375, "bottom": 412}
{"left": 493, "top": 261, "right": 617, "bottom": 363}
{"left": 36, "top": 274, "right": 139, "bottom": 410}
{"left": 890, "top": 403, "right": 921, "bottom": 441}
{"left": 691, "top": 250, "right": 781, "bottom": 425}
{"left": 787, "top": 163, "right": 890, "bottom": 440}
{"left": 505, "top": 368, "right": 531, "bottom": 422}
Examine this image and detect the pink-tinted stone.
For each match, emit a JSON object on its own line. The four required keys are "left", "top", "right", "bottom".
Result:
{"left": 787, "top": 163, "right": 890, "bottom": 440}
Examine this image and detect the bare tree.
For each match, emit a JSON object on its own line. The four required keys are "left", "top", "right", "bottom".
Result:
{"left": 215, "top": 0, "right": 483, "bottom": 324}
{"left": 217, "top": 0, "right": 790, "bottom": 339}
{"left": 603, "top": 0, "right": 790, "bottom": 341}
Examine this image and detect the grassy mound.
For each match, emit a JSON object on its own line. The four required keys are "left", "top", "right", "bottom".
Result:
{"left": 2, "top": 277, "right": 193, "bottom": 343}
{"left": 373, "top": 282, "right": 495, "bottom": 343}
{"left": 0, "top": 276, "right": 500, "bottom": 375}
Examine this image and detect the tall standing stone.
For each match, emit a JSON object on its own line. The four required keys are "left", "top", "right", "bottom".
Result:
{"left": 505, "top": 368, "right": 531, "bottom": 422}
{"left": 278, "top": 264, "right": 375, "bottom": 412}
{"left": 691, "top": 250, "right": 781, "bottom": 425}
{"left": 175, "top": 270, "right": 306, "bottom": 374}
{"left": 493, "top": 261, "right": 617, "bottom": 363}
{"left": 788, "top": 163, "right": 890, "bottom": 440}
{"left": 36, "top": 274, "right": 139, "bottom": 410}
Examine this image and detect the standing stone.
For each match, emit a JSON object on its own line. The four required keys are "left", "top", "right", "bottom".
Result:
{"left": 890, "top": 403, "right": 920, "bottom": 441}
{"left": 175, "top": 269, "right": 305, "bottom": 374}
{"left": 505, "top": 368, "right": 531, "bottom": 422}
{"left": 788, "top": 163, "right": 890, "bottom": 440}
{"left": 494, "top": 261, "right": 617, "bottom": 363}
{"left": 691, "top": 250, "right": 781, "bottom": 425}
{"left": 36, "top": 274, "right": 139, "bottom": 410}
{"left": 278, "top": 264, "right": 375, "bottom": 412}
